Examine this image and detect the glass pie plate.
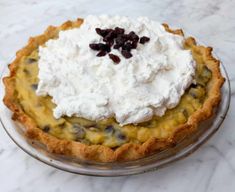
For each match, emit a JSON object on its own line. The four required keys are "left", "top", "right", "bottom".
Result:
{"left": 0, "top": 61, "right": 231, "bottom": 177}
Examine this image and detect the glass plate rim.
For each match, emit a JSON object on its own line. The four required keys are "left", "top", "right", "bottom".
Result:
{"left": 0, "top": 60, "right": 231, "bottom": 177}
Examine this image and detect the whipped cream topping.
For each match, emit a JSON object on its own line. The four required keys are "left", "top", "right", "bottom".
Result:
{"left": 36, "top": 15, "right": 196, "bottom": 125}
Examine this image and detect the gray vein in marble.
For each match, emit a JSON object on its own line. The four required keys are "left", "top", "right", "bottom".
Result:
{"left": 47, "top": 169, "right": 57, "bottom": 177}
{"left": 203, "top": 161, "right": 219, "bottom": 192}
{"left": 0, "top": 148, "right": 4, "bottom": 155}
{"left": 207, "top": 145, "right": 235, "bottom": 173}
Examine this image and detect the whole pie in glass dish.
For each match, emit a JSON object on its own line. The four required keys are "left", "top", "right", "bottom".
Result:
{"left": 3, "top": 16, "right": 225, "bottom": 162}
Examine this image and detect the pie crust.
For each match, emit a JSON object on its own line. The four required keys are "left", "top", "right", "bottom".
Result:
{"left": 3, "top": 18, "right": 225, "bottom": 162}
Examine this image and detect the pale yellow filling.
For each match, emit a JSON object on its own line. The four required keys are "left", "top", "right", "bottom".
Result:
{"left": 14, "top": 44, "right": 211, "bottom": 148}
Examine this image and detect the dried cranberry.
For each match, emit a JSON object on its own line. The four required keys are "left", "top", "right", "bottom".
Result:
{"left": 114, "top": 27, "right": 125, "bottom": 35}
{"left": 128, "top": 31, "right": 136, "bottom": 36}
{"left": 140, "top": 36, "right": 150, "bottom": 44}
{"left": 106, "top": 40, "right": 114, "bottom": 47}
{"left": 128, "top": 31, "right": 139, "bottom": 41}
{"left": 105, "top": 29, "right": 113, "bottom": 34}
{"left": 109, "top": 54, "right": 121, "bottom": 64}
{"left": 104, "top": 30, "right": 117, "bottom": 42}
{"left": 89, "top": 43, "right": 100, "bottom": 51}
{"left": 95, "top": 28, "right": 102, "bottom": 35}
{"left": 124, "top": 33, "right": 131, "bottom": 41}
{"left": 115, "top": 35, "right": 125, "bottom": 46}
{"left": 121, "top": 50, "right": 132, "bottom": 59}
{"left": 95, "top": 28, "right": 112, "bottom": 37}
{"left": 96, "top": 51, "right": 107, "bottom": 57}
{"left": 131, "top": 41, "right": 138, "bottom": 49}
{"left": 122, "top": 42, "right": 132, "bottom": 51}
{"left": 113, "top": 44, "right": 121, "bottom": 49}
{"left": 91, "top": 27, "right": 150, "bottom": 62}
{"left": 98, "top": 43, "right": 111, "bottom": 52}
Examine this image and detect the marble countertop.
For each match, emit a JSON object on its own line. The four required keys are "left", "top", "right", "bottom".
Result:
{"left": 0, "top": 0, "right": 235, "bottom": 191}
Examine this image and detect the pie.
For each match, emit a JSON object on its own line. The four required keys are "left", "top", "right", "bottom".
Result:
{"left": 3, "top": 17, "right": 225, "bottom": 162}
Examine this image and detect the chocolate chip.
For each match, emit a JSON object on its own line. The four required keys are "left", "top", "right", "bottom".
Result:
{"left": 42, "top": 125, "right": 50, "bottom": 132}
{"left": 31, "top": 84, "right": 38, "bottom": 90}
{"left": 26, "top": 58, "right": 37, "bottom": 64}
{"left": 121, "top": 50, "right": 132, "bottom": 59}
{"left": 104, "top": 125, "right": 114, "bottom": 134}
{"left": 109, "top": 54, "right": 120, "bottom": 64}
{"left": 96, "top": 50, "right": 107, "bottom": 57}
{"left": 89, "top": 43, "right": 100, "bottom": 51}
{"left": 140, "top": 36, "right": 150, "bottom": 44}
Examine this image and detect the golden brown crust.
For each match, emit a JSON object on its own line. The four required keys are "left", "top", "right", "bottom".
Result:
{"left": 3, "top": 19, "right": 225, "bottom": 162}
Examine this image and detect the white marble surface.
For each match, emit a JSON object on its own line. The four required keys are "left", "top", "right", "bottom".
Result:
{"left": 0, "top": 0, "right": 235, "bottom": 191}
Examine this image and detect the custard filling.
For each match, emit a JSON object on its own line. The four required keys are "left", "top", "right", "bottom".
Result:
{"left": 13, "top": 41, "right": 211, "bottom": 148}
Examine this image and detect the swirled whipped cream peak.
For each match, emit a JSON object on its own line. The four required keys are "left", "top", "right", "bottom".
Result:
{"left": 36, "top": 15, "right": 196, "bottom": 125}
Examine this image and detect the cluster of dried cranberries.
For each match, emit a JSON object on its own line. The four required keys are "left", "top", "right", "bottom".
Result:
{"left": 89, "top": 27, "right": 150, "bottom": 64}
